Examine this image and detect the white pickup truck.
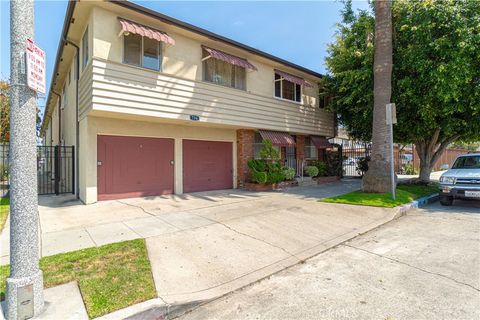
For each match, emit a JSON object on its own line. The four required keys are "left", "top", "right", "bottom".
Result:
{"left": 439, "top": 153, "right": 480, "bottom": 206}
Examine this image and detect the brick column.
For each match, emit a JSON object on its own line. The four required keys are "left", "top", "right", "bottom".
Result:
{"left": 236, "top": 129, "right": 255, "bottom": 188}
{"left": 296, "top": 135, "right": 305, "bottom": 176}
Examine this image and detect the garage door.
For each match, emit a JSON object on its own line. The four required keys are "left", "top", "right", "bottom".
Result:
{"left": 97, "top": 135, "right": 174, "bottom": 200}
{"left": 183, "top": 140, "right": 233, "bottom": 193}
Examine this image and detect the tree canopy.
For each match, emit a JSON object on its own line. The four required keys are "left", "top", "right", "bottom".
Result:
{"left": 0, "top": 81, "right": 9, "bottom": 143}
{"left": 324, "top": 0, "right": 480, "bottom": 145}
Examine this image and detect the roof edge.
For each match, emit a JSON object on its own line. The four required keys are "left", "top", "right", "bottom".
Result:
{"left": 109, "top": 0, "right": 323, "bottom": 79}
{"left": 41, "top": 0, "right": 77, "bottom": 137}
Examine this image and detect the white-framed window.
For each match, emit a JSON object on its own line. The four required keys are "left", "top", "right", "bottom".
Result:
{"left": 202, "top": 49, "right": 246, "bottom": 90}
{"left": 123, "top": 33, "right": 162, "bottom": 71}
{"left": 274, "top": 72, "right": 301, "bottom": 102}
{"left": 81, "top": 27, "right": 89, "bottom": 71}
{"left": 304, "top": 137, "right": 318, "bottom": 159}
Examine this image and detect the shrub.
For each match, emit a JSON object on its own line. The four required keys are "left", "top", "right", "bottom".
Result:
{"left": 310, "top": 160, "right": 327, "bottom": 176}
{"left": 0, "top": 164, "right": 8, "bottom": 182}
{"left": 403, "top": 163, "right": 418, "bottom": 175}
{"left": 247, "top": 159, "right": 267, "bottom": 173}
{"left": 325, "top": 150, "right": 343, "bottom": 176}
{"left": 283, "top": 167, "right": 296, "bottom": 180}
{"left": 259, "top": 139, "right": 280, "bottom": 161}
{"left": 304, "top": 165, "right": 319, "bottom": 177}
{"left": 356, "top": 156, "right": 370, "bottom": 176}
{"left": 251, "top": 170, "right": 267, "bottom": 184}
{"left": 247, "top": 144, "right": 285, "bottom": 184}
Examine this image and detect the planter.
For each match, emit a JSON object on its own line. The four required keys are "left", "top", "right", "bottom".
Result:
{"left": 244, "top": 182, "right": 277, "bottom": 192}
{"left": 314, "top": 176, "right": 341, "bottom": 184}
{"left": 244, "top": 180, "right": 298, "bottom": 192}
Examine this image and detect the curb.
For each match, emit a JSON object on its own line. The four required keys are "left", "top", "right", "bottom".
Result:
{"left": 395, "top": 193, "right": 439, "bottom": 218}
{"left": 95, "top": 192, "right": 440, "bottom": 320}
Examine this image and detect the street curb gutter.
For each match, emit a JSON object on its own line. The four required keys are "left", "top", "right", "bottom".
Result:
{"left": 95, "top": 193, "right": 440, "bottom": 320}
{"left": 394, "top": 193, "right": 440, "bottom": 218}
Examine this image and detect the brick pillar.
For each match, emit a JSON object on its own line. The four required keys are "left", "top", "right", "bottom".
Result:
{"left": 296, "top": 135, "right": 305, "bottom": 176}
{"left": 236, "top": 129, "right": 255, "bottom": 188}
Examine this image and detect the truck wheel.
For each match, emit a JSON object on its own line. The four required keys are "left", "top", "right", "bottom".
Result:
{"left": 440, "top": 195, "right": 453, "bottom": 206}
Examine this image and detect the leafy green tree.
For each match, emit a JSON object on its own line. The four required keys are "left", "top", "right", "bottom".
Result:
{"left": 324, "top": 0, "right": 480, "bottom": 182}
{"left": 0, "top": 81, "right": 10, "bottom": 143}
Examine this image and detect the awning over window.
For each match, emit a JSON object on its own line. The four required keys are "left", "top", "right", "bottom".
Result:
{"left": 259, "top": 130, "right": 296, "bottom": 147}
{"left": 118, "top": 18, "right": 175, "bottom": 45}
{"left": 202, "top": 45, "right": 258, "bottom": 71}
{"left": 311, "top": 136, "right": 333, "bottom": 149}
{"left": 274, "top": 70, "right": 313, "bottom": 88}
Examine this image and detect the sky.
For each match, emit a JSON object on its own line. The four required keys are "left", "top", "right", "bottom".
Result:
{"left": 0, "top": 0, "right": 370, "bottom": 112}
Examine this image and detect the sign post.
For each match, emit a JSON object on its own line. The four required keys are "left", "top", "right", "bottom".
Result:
{"left": 6, "top": 1, "right": 45, "bottom": 319}
{"left": 386, "top": 103, "right": 397, "bottom": 200}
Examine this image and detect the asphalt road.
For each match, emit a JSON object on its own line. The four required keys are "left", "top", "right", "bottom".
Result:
{"left": 179, "top": 200, "right": 480, "bottom": 320}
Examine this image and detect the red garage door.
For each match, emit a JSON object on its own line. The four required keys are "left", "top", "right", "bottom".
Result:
{"left": 183, "top": 140, "right": 233, "bottom": 193}
{"left": 97, "top": 135, "right": 174, "bottom": 200}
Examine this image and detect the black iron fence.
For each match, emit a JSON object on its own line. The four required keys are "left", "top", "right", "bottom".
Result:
{"left": 332, "top": 139, "right": 417, "bottom": 177}
{"left": 0, "top": 144, "right": 75, "bottom": 198}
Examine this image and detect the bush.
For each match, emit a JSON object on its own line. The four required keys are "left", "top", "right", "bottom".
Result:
{"left": 356, "top": 156, "right": 370, "bottom": 176}
{"left": 325, "top": 150, "right": 343, "bottom": 176}
{"left": 251, "top": 170, "right": 267, "bottom": 184}
{"left": 247, "top": 142, "right": 285, "bottom": 184}
{"left": 304, "top": 165, "right": 319, "bottom": 177}
{"left": 0, "top": 164, "right": 8, "bottom": 182}
{"left": 310, "top": 160, "right": 327, "bottom": 176}
{"left": 283, "top": 167, "right": 296, "bottom": 180}
{"left": 403, "top": 163, "right": 418, "bottom": 175}
{"left": 259, "top": 139, "right": 280, "bottom": 161}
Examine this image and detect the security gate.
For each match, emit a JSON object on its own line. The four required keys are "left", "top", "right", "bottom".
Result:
{"left": 1, "top": 144, "right": 75, "bottom": 197}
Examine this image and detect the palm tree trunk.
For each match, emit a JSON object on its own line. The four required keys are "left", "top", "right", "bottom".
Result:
{"left": 362, "top": 0, "right": 396, "bottom": 193}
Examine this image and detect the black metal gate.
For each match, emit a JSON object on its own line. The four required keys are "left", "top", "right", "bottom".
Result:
{"left": 0, "top": 144, "right": 75, "bottom": 198}
{"left": 338, "top": 140, "right": 372, "bottom": 177}
{"left": 336, "top": 139, "right": 418, "bottom": 177}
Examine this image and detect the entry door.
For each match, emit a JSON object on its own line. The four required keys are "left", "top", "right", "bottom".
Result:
{"left": 183, "top": 140, "right": 233, "bottom": 193}
{"left": 97, "top": 135, "right": 174, "bottom": 200}
{"left": 285, "top": 146, "right": 297, "bottom": 175}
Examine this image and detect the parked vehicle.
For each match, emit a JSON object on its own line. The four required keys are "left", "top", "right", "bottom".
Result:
{"left": 439, "top": 153, "right": 480, "bottom": 206}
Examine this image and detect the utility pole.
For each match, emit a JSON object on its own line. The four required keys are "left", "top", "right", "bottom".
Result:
{"left": 6, "top": 0, "right": 44, "bottom": 319}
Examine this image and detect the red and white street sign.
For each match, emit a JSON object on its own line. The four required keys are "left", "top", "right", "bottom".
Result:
{"left": 26, "top": 38, "right": 46, "bottom": 94}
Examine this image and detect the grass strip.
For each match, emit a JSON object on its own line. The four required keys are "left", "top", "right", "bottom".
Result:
{"left": 0, "top": 239, "right": 156, "bottom": 318}
{"left": 320, "top": 183, "right": 439, "bottom": 208}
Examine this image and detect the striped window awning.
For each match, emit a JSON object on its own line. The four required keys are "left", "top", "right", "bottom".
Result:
{"left": 118, "top": 18, "right": 175, "bottom": 46}
{"left": 259, "top": 130, "right": 296, "bottom": 147}
{"left": 275, "top": 69, "right": 313, "bottom": 88}
{"left": 311, "top": 136, "right": 333, "bottom": 149}
{"left": 202, "top": 45, "right": 258, "bottom": 71}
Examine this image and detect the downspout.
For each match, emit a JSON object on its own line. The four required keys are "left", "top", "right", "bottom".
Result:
{"left": 51, "top": 90, "right": 61, "bottom": 145}
{"left": 63, "top": 37, "right": 80, "bottom": 199}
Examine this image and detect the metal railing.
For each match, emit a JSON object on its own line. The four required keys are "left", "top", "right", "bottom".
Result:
{"left": 0, "top": 144, "right": 75, "bottom": 198}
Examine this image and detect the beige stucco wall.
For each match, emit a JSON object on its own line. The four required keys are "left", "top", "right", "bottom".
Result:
{"left": 79, "top": 115, "right": 237, "bottom": 204}
{"left": 84, "top": 5, "right": 334, "bottom": 136}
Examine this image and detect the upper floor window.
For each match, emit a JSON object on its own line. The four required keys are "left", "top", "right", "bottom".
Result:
{"left": 203, "top": 49, "right": 246, "bottom": 90}
{"left": 319, "top": 95, "right": 331, "bottom": 109}
{"left": 124, "top": 34, "right": 161, "bottom": 71}
{"left": 82, "top": 27, "right": 89, "bottom": 70}
{"left": 275, "top": 73, "right": 301, "bottom": 102}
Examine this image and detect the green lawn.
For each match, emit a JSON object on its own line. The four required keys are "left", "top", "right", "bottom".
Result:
{"left": 320, "top": 183, "right": 439, "bottom": 208}
{"left": 0, "top": 197, "right": 9, "bottom": 232}
{"left": 0, "top": 239, "right": 156, "bottom": 318}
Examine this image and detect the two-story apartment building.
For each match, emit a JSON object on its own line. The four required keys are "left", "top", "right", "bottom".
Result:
{"left": 41, "top": 0, "right": 335, "bottom": 204}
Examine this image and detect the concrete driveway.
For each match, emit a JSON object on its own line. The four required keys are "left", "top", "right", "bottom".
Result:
{"left": 179, "top": 200, "right": 480, "bottom": 320}
{"left": 1, "top": 179, "right": 407, "bottom": 309}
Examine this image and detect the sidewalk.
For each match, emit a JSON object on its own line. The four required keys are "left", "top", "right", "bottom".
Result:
{"left": 1, "top": 179, "right": 406, "bottom": 319}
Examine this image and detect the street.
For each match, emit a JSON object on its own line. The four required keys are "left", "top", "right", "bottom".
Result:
{"left": 179, "top": 200, "right": 480, "bottom": 320}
